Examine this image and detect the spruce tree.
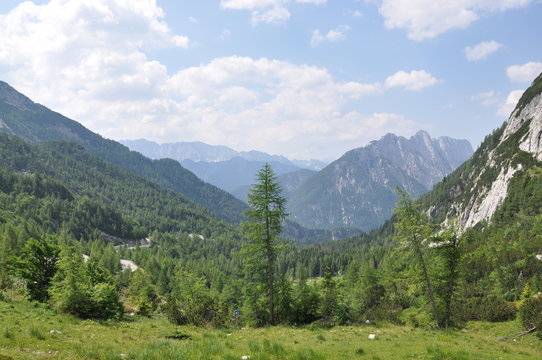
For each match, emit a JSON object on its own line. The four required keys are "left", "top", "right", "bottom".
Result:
{"left": 243, "top": 163, "right": 288, "bottom": 325}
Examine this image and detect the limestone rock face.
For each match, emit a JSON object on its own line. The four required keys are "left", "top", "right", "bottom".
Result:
{"left": 287, "top": 131, "right": 473, "bottom": 231}
{"left": 425, "top": 72, "right": 542, "bottom": 231}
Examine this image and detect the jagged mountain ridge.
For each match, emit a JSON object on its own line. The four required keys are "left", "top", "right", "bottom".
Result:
{"left": 288, "top": 131, "right": 474, "bottom": 231}
{"left": 422, "top": 72, "right": 542, "bottom": 230}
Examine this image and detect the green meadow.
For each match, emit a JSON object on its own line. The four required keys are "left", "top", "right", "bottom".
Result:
{"left": 1, "top": 298, "right": 541, "bottom": 360}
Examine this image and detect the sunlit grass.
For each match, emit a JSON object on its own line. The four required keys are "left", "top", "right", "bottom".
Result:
{"left": 0, "top": 298, "right": 541, "bottom": 359}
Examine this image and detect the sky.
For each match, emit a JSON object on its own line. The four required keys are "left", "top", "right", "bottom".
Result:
{"left": 0, "top": 0, "right": 541, "bottom": 161}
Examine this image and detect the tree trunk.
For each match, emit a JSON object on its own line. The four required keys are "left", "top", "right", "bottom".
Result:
{"left": 416, "top": 244, "right": 440, "bottom": 328}
{"left": 265, "top": 217, "right": 275, "bottom": 325}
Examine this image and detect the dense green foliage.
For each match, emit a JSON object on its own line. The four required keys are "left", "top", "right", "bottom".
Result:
{"left": 0, "top": 81, "right": 247, "bottom": 224}
{"left": 243, "top": 164, "right": 288, "bottom": 325}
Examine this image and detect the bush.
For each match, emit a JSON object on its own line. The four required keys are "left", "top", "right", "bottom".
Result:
{"left": 519, "top": 295, "right": 542, "bottom": 338}
{"left": 49, "top": 250, "right": 123, "bottom": 320}
{"left": 399, "top": 306, "right": 433, "bottom": 328}
{"left": 90, "top": 283, "right": 123, "bottom": 320}
{"left": 456, "top": 296, "right": 517, "bottom": 322}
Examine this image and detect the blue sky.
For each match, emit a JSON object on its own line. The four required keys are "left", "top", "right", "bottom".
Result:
{"left": 0, "top": 0, "right": 541, "bottom": 160}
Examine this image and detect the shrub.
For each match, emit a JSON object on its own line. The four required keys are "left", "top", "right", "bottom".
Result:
{"left": 456, "top": 296, "right": 516, "bottom": 322}
{"left": 519, "top": 295, "right": 542, "bottom": 338}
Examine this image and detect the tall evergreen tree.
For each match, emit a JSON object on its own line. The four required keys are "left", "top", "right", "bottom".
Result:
{"left": 243, "top": 163, "right": 288, "bottom": 325}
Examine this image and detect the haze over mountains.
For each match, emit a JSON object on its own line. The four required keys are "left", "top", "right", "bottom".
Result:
{"left": 120, "top": 138, "right": 327, "bottom": 196}
{"left": 124, "top": 131, "right": 473, "bottom": 233}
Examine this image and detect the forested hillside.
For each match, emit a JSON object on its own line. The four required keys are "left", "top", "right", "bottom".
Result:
{"left": 0, "top": 81, "right": 247, "bottom": 224}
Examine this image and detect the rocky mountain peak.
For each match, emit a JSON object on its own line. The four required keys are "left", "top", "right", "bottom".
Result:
{"left": 288, "top": 130, "right": 473, "bottom": 231}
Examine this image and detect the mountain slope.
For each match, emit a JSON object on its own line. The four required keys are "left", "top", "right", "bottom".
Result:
{"left": 232, "top": 168, "right": 317, "bottom": 202}
{"left": 288, "top": 131, "right": 473, "bottom": 231}
{"left": 0, "top": 133, "right": 232, "bottom": 238}
{"left": 0, "top": 81, "right": 247, "bottom": 223}
{"left": 181, "top": 157, "right": 300, "bottom": 193}
{"left": 421, "top": 72, "right": 542, "bottom": 230}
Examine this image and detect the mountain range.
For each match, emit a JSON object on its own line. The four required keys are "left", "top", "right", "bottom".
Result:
{"left": 287, "top": 131, "right": 473, "bottom": 231}
{"left": 120, "top": 138, "right": 327, "bottom": 197}
{"left": 0, "top": 80, "right": 347, "bottom": 244}
{"left": 122, "top": 132, "right": 473, "bottom": 234}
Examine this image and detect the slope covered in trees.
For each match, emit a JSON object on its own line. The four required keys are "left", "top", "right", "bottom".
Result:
{"left": 0, "top": 81, "right": 247, "bottom": 224}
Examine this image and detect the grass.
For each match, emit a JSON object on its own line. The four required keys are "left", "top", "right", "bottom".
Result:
{"left": 1, "top": 298, "right": 542, "bottom": 359}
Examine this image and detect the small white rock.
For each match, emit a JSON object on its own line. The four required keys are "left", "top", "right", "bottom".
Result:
{"left": 365, "top": 319, "right": 371, "bottom": 325}
{"left": 241, "top": 356, "right": 251, "bottom": 360}
{"left": 368, "top": 334, "right": 376, "bottom": 340}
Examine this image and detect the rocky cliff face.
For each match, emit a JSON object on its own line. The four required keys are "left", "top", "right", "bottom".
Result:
{"left": 288, "top": 131, "right": 473, "bottom": 231}
{"left": 424, "top": 72, "right": 542, "bottom": 231}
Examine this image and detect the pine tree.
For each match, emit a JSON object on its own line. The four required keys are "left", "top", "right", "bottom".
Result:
{"left": 243, "top": 163, "right": 288, "bottom": 325}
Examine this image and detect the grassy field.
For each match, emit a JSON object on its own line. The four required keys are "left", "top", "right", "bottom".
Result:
{"left": 1, "top": 298, "right": 541, "bottom": 360}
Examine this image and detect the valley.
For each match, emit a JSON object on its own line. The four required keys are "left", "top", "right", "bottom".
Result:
{"left": 1, "top": 59, "right": 542, "bottom": 360}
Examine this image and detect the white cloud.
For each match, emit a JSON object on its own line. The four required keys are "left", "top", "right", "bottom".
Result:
{"left": 507, "top": 62, "right": 542, "bottom": 82}
{"left": 220, "top": 0, "right": 327, "bottom": 24}
{"left": 0, "top": 0, "right": 424, "bottom": 159}
{"left": 498, "top": 90, "right": 524, "bottom": 116}
{"left": 310, "top": 25, "right": 350, "bottom": 47}
{"left": 384, "top": 70, "right": 439, "bottom": 91}
{"left": 379, "top": 0, "right": 534, "bottom": 41}
{"left": 470, "top": 90, "right": 497, "bottom": 106}
{"left": 464, "top": 41, "right": 503, "bottom": 61}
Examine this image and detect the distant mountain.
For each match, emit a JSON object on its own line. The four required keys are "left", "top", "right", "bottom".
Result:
{"left": 120, "top": 139, "right": 318, "bottom": 197}
{"left": 291, "top": 159, "right": 328, "bottom": 171}
{"left": 0, "top": 80, "right": 247, "bottom": 224}
{"left": 120, "top": 139, "right": 297, "bottom": 166}
{"left": 288, "top": 130, "right": 474, "bottom": 231}
{"left": 181, "top": 157, "right": 300, "bottom": 193}
{"left": 232, "top": 168, "right": 317, "bottom": 202}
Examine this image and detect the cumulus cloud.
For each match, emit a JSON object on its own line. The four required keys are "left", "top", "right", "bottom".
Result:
{"left": 464, "top": 41, "right": 503, "bottom": 61}
{"left": 379, "top": 0, "right": 534, "bottom": 41}
{"left": 507, "top": 62, "right": 542, "bottom": 82}
{"left": 384, "top": 70, "right": 439, "bottom": 91}
{"left": 310, "top": 25, "right": 350, "bottom": 47}
{"left": 498, "top": 90, "right": 524, "bottom": 116}
{"left": 0, "top": 0, "right": 424, "bottom": 159}
{"left": 220, "top": 0, "right": 327, "bottom": 24}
